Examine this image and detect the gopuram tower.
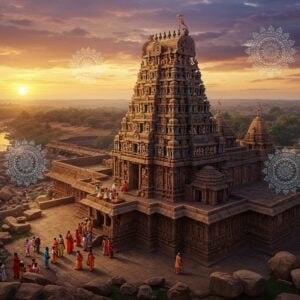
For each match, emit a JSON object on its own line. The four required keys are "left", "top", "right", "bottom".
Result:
{"left": 112, "top": 28, "right": 228, "bottom": 202}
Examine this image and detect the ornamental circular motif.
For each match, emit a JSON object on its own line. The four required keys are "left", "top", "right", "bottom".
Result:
{"left": 263, "top": 148, "right": 300, "bottom": 194}
{"left": 70, "top": 47, "right": 102, "bottom": 83}
{"left": 5, "top": 140, "right": 47, "bottom": 186}
{"left": 245, "top": 26, "right": 296, "bottom": 77}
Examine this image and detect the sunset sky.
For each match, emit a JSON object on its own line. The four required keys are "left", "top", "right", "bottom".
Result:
{"left": 0, "top": 0, "right": 299, "bottom": 102}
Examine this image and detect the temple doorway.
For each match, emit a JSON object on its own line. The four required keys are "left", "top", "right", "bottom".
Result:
{"left": 195, "top": 190, "right": 202, "bottom": 202}
{"left": 129, "top": 163, "right": 139, "bottom": 190}
{"left": 95, "top": 210, "right": 104, "bottom": 228}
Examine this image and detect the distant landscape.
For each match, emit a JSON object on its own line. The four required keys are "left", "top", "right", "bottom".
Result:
{"left": 0, "top": 99, "right": 299, "bottom": 149}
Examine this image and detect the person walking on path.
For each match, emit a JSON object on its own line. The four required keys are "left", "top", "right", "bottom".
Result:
{"left": 13, "top": 253, "right": 20, "bottom": 279}
{"left": 31, "top": 236, "right": 36, "bottom": 253}
{"left": 51, "top": 246, "right": 58, "bottom": 264}
{"left": 0, "top": 261, "right": 7, "bottom": 282}
{"left": 35, "top": 237, "right": 41, "bottom": 254}
{"left": 102, "top": 237, "right": 108, "bottom": 256}
{"left": 58, "top": 234, "right": 65, "bottom": 257}
{"left": 175, "top": 252, "right": 183, "bottom": 274}
{"left": 86, "top": 249, "right": 95, "bottom": 272}
{"left": 25, "top": 239, "right": 31, "bottom": 257}
{"left": 44, "top": 247, "right": 50, "bottom": 269}
{"left": 108, "top": 240, "right": 114, "bottom": 259}
{"left": 53, "top": 238, "right": 58, "bottom": 253}
{"left": 75, "top": 229, "right": 81, "bottom": 247}
{"left": 66, "top": 230, "right": 74, "bottom": 254}
{"left": 75, "top": 250, "right": 83, "bottom": 270}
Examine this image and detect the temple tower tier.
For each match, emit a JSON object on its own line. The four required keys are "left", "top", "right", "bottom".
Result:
{"left": 112, "top": 28, "right": 227, "bottom": 202}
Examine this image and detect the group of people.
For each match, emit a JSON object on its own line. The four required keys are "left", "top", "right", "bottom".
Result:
{"left": 102, "top": 237, "right": 114, "bottom": 258}
{"left": 24, "top": 236, "right": 41, "bottom": 257}
{"left": 18, "top": 217, "right": 114, "bottom": 275}
{"left": 95, "top": 181, "right": 128, "bottom": 202}
{"left": 12, "top": 253, "right": 40, "bottom": 279}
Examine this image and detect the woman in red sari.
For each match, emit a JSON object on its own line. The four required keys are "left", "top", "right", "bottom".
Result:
{"left": 75, "top": 229, "right": 81, "bottom": 247}
{"left": 108, "top": 240, "right": 114, "bottom": 259}
{"left": 65, "top": 230, "right": 74, "bottom": 254}
{"left": 13, "top": 253, "right": 20, "bottom": 279}
{"left": 75, "top": 250, "right": 83, "bottom": 270}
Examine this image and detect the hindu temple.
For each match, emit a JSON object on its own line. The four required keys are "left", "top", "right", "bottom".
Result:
{"left": 47, "top": 28, "right": 300, "bottom": 265}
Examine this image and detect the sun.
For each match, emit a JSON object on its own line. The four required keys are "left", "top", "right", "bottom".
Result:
{"left": 18, "top": 87, "right": 28, "bottom": 96}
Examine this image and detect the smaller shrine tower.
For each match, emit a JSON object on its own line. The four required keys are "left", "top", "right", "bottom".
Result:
{"left": 241, "top": 108, "right": 273, "bottom": 151}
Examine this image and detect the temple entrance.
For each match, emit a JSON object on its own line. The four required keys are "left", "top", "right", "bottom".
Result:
{"left": 95, "top": 210, "right": 104, "bottom": 228}
{"left": 129, "top": 163, "right": 139, "bottom": 190}
{"left": 195, "top": 190, "right": 202, "bottom": 202}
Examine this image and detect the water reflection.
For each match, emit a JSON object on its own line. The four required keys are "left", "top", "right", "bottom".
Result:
{"left": 0, "top": 132, "right": 10, "bottom": 152}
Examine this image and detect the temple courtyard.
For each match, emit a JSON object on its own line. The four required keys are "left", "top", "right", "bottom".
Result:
{"left": 4, "top": 203, "right": 300, "bottom": 291}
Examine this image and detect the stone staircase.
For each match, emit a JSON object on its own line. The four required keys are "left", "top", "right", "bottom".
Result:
{"left": 75, "top": 202, "right": 89, "bottom": 219}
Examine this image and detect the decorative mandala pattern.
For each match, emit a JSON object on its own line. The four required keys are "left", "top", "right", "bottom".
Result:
{"left": 245, "top": 26, "right": 296, "bottom": 77}
{"left": 263, "top": 148, "right": 300, "bottom": 195}
{"left": 70, "top": 47, "right": 102, "bottom": 83}
{"left": 4, "top": 140, "right": 48, "bottom": 186}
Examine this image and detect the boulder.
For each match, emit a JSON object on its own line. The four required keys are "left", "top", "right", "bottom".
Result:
{"left": 42, "top": 285, "right": 111, "bottom": 300}
{"left": 291, "top": 269, "right": 300, "bottom": 289}
{"left": 137, "top": 284, "right": 153, "bottom": 300}
{"left": 268, "top": 251, "right": 299, "bottom": 280}
{"left": 75, "top": 287, "right": 111, "bottom": 300}
{"left": 0, "top": 232, "right": 13, "bottom": 244}
{"left": 23, "top": 208, "right": 42, "bottom": 221}
{"left": 233, "top": 269, "right": 266, "bottom": 296}
{"left": 144, "top": 276, "right": 165, "bottom": 287}
{"left": 111, "top": 276, "right": 126, "bottom": 285}
{"left": 120, "top": 282, "right": 137, "bottom": 295}
{"left": 14, "top": 283, "right": 44, "bottom": 300}
{"left": 167, "top": 282, "right": 192, "bottom": 300}
{"left": 209, "top": 272, "right": 243, "bottom": 299}
{"left": 83, "top": 279, "right": 112, "bottom": 296}
{"left": 42, "top": 285, "right": 75, "bottom": 300}
{"left": 0, "top": 187, "right": 14, "bottom": 201}
{"left": 3, "top": 216, "right": 31, "bottom": 233}
{"left": 1, "top": 224, "right": 10, "bottom": 232}
{"left": 192, "top": 289, "right": 210, "bottom": 299}
{"left": 22, "top": 272, "right": 54, "bottom": 286}
{"left": 0, "top": 282, "right": 20, "bottom": 300}
{"left": 276, "top": 293, "right": 300, "bottom": 300}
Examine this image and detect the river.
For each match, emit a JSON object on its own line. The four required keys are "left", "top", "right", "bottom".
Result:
{"left": 0, "top": 132, "right": 11, "bottom": 152}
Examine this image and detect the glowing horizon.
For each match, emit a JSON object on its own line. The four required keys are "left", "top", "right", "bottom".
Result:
{"left": 0, "top": 0, "right": 299, "bottom": 101}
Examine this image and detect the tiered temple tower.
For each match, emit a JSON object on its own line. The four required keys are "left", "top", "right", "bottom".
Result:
{"left": 112, "top": 28, "right": 226, "bottom": 202}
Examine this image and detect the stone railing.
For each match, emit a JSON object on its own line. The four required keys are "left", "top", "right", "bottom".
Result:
{"left": 37, "top": 196, "right": 74, "bottom": 210}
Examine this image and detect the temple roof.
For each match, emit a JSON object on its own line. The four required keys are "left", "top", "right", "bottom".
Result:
{"left": 243, "top": 115, "right": 272, "bottom": 145}
{"left": 192, "top": 166, "right": 229, "bottom": 190}
{"left": 214, "top": 112, "right": 236, "bottom": 138}
{"left": 142, "top": 28, "right": 195, "bottom": 57}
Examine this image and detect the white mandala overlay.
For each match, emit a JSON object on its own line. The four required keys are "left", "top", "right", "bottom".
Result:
{"left": 263, "top": 148, "right": 300, "bottom": 195}
{"left": 245, "top": 26, "right": 296, "bottom": 77}
{"left": 70, "top": 47, "right": 102, "bottom": 83}
{"left": 5, "top": 140, "right": 48, "bottom": 186}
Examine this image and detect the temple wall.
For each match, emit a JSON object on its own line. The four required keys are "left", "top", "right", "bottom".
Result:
{"left": 247, "top": 204, "right": 300, "bottom": 254}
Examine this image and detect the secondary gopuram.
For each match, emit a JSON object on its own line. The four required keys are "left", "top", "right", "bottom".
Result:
{"left": 47, "top": 28, "right": 300, "bottom": 265}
